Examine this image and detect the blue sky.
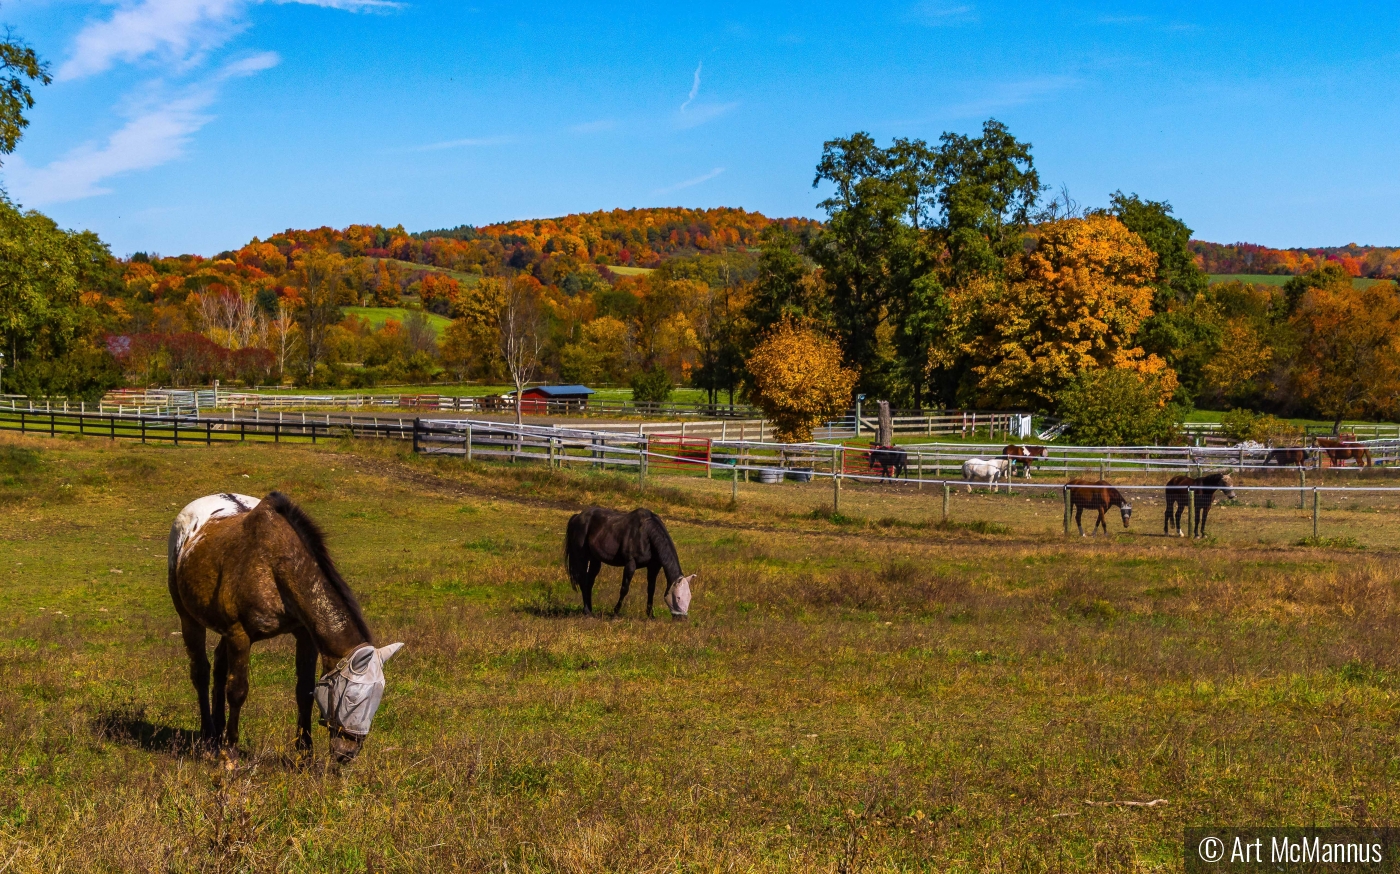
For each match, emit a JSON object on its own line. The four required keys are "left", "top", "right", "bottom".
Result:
{"left": 4, "top": 1, "right": 1400, "bottom": 256}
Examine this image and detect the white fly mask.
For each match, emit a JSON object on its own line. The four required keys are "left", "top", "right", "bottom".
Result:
{"left": 314, "top": 642, "right": 404, "bottom": 738}
{"left": 665, "top": 574, "right": 695, "bottom": 619}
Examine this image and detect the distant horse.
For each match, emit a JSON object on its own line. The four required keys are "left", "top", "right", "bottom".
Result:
{"left": 1316, "top": 437, "right": 1371, "bottom": 467}
{"left": 1067, "top": 479, "right": 1133, "bottom": 536}
{"left": 565, "top": 507, "right": 696, "bottom": 618}
{"left": 1265, "top": 448, "right": 1308, "bottom": 466}
{"left": 1003, "top": 444, "right": 1049, "bottom": 478}
{"left": 962, "top": 458, "right": 1011, "bottom": 493}
{"left": 870, "top": 445, "right": 908, "bottom": 481}
{"left": 1164, "top": 473, "right": 1236, "bottom": 538}
{"left": 168, "top": 493, "right": 404, "bottom": 761}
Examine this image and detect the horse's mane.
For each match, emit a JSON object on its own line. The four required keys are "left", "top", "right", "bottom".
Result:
{"left": 640, "top": 511, "right": 684, "bottom": 581}
{"left": 264, "top": 491, "right": 373, "bottom": 643}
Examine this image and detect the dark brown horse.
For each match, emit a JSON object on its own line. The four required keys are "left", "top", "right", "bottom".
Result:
{"left": 1068, "top": 479, "right": 1133, "bottom": 536}
{"left": 565, "top": 507, "right": 695, "bottom": 617}
{"left": 1003, "top": 444, "right": 1048, "bottom": 478}
{"left": 168, "top": 493, "right": 403, "bottom": 761}
{"left": 1316, "top": 437, "right": 1371, "bottom": 467}
{"left": 1265, "top": 448, "right": 1308, "bottom": 466}
{"left": 870, "top": 445, "right": 908, "bottom": 481}
{"left": 1164, "top": 473, "right": 1236, "bottom": 538}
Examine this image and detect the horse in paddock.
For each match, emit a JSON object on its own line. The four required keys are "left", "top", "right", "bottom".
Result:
{"left": 962, "top": 457, "right": 1011, "bottom": 493}
{"left": 565, "top": 507, "right": 695, "bottom": 618}
{"left": 870, "top": 445, "right": 908, "bottom": 482}
{"left": 1164, "top": 473, "right": 1236, "bottom": 538}
{"left": 1265, "top": 448, "right": 1308, "bottom": 466}
{"left": 1067, "top": 479, "right": 1133, "bottom": 536}
{"left": 1316, "top": 437, "right": 1371, "bottom": 467}
{"left": 168, "top": 493, "right": 404, "bottom": 762}
{"left": 1003, "top": 444, "right": 1048, "bottom": 478}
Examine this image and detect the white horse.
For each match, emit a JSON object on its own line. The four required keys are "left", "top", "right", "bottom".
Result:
{"left": 962, "top": 457, "right": 1010, "bottom": 493}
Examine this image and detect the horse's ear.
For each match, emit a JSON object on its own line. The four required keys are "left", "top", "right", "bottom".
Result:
{"left": 377, "top": 642, "right": 405, "bottom": 663}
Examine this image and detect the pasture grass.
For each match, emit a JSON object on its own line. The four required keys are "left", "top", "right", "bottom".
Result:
{"left": 3, "top": 433, "right": 1400, "bottom": 870}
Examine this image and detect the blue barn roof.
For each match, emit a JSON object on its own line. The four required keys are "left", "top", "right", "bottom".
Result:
{"left": 521, "top": 385, "right": 596, "bottom": 397}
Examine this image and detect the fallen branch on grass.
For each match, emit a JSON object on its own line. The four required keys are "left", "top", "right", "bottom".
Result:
{"left": 1083, "top": 799, "right": 1168, "bottom": 808}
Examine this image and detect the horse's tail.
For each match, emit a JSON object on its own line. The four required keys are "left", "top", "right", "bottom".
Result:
{"left": 564, "top": 513, "right": 587, "bottom": 590}
{"left": 265, "top": 491, "right": 373, "bottom": 643}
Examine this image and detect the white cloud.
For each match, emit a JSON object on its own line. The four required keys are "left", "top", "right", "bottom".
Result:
{"left": 652, "top": 167, "right": 724, "bottom": 195}
{"left": 681, "top": 62, "right": 701, "bottom": 111}
{"left": 59, "top": 0, "right": 400, "bottom": 80}
{"left": 569, "top": 119, "right": 615, "bottom": 134}
{"left": 6, "top": 55, "right": 278, "bottom": 205}
{"left": 941, "top": 75, "right": 1079, "bottom": 118}
{"left": 408, "top": 136, "right": 514, "bottom": 152}
{"left": 674, "top": 61, "right": 736, "bottom": 129}
{"left": 908, "top": 1, "right": 977, "bottom": 26}
{"left": 675, "top": 101, "right": 738, "bottom": 129}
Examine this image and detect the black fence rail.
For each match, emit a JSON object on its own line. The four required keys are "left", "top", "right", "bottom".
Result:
{"left": 0, "top": 408, "right": 414, "bottom": 445}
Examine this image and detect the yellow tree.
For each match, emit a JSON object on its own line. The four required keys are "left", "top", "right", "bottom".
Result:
{"left": 746, "top": 321, "right": 858, "bottom": 442}
{"left": 1289, "top": 282, "right": 1400, "bottom": 432}
{"left": 943, "top": 214, "right": 1174, "bottom": 408}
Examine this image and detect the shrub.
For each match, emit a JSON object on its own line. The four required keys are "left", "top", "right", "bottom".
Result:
{"left": 1218, "top": 409, "right": 1303, "bottom": 445}
{"left": 630, "top": 366, "right": 672, "bottom": 404}
{"left": 1055, "top": 367, "right": 1181, "bottom": 446}
{"left": 9, "top": 344, "right": 122, "bottom": 402}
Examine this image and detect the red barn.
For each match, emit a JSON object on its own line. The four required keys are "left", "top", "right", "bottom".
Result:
{"left": 516, "top": 385, "right": 595, "bottom": 414}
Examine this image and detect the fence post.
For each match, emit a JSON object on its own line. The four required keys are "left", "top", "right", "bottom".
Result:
{"left": 1188, "top": 488, "right": 1196, "bottom": 538}
{"left": 942, "top": 482, "right": 950, "bottom": 522}
{"left": 1063, "top": 485, "right": 1071, "bottom": 536}
{"left": 466, "top": 423, "right": 473, "bottom": 462}
{"left": 274, "top": 422, "right": 280, "bottom": 444}
{"left": 638, "top": 438, "right": 647, "bottom": 489}
{"left": 706, "top": 440, "right": 713, "bottom": 479}
{"left": 731, "top": 463, "right": 739, "bottom": 505}
{"left": 140, "top": 417, "right": 145, "bottom": 444}
{"left": 206, "top": 420, "right": 212, "bottom": 446}
{"left": 172, "top": 415, "right": 178, "bottom": 446}
{"left": 1298, "top": 466, "right": 1306, "bottom": 509}
{"left": 549, "top": 437, "right": 556, "bottom": 468}
{"left": 110, "top": 416, "right": 115, "bottom": 441}
{"left": 49, "top": 412, "right": 55, "bottom": 437}
{"left": 1312, "top": 487, "right": 1319, "bottom": 540}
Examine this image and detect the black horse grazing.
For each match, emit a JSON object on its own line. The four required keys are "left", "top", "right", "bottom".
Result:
{"left": 870, "top": 446, "right": 908, "bottom": 481}
{"left": 1164, "top": 473, "right": 1236, "bottom": 538}
{"left": 565, "top": 508, "right": 696, "bottom": 617}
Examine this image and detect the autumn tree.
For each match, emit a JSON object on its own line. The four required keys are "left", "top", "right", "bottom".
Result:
{"left": 745, "top": 321, "right": 858, "bottom": 442}
{"left": 1288, "top": 282, "right": 1400, "bottom": 432}
{"left": 939, "top": 214, "right": 1174, "bottom": 409}
{"left": 288, "top": 251, "right": 346, "bottom": 379}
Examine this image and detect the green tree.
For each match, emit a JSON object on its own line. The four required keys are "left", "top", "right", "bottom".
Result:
{"left": 745, "top": 225, "right": 825, "bottom": 336}
{"left": 1107, "top": 192, "right": 1207, "bottom": 308}
{"left": 1055, "top": 368, "right": 1180, "bottom": 446}
{"left": 0, "top": 32, "right": 49, "bottom": 158}
{"left": 1283, "top": 263, "right": 1352, "bottom": 312}
{"left": 630, "top": 366, "right": 672, "bottom": 404}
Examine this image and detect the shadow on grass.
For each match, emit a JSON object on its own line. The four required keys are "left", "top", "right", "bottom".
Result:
{"left": 92, "top": 708, "right": 201, "bottom": 754}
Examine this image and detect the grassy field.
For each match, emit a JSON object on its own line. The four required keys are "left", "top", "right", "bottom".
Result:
{"left": 1208, "top": 273, "right": 1388, "bottom": 289}
{"left": 3, "top": 433, "right": 1400, "bottom": 871}
{"left": 341, "top": 307, "right": 453, "bottom": 336}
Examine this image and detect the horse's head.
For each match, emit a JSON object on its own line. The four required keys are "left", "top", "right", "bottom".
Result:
{"left": 315, "top": 642, "right": 405, "bottom": 763}
{"left": 1219, "top": 473, "right": 1237, "bottom": 501}
{"left": 666, "top": 574, "right": 696, "bottom": 619}
{"left": 1119, "top": 500, "right": 1133, "bottom": 528}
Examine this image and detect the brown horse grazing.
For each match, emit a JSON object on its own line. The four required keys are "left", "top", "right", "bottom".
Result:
{"left": 565, "top": 507, "right": 696, "bottom": 617}
{"left": 1265, "top": 448, "right": 1307, "bottom": 466}
{"left": 1068, "top": 479, "right": 1133, "bottom": 536}
{"left": 1003, "top": 444, "right": 1048, "bottom": 478}
{"left": 168, "top": 493, "right": 404, "bottom": 761}
{"left": 1316, "top": 437, "right": 1371, "bottom": 467}
{"left": 1164, "top": 473, "right": 1236, "bottom": 538}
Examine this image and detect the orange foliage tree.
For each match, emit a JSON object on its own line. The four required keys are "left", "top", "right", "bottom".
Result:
{"left": 939, "top": 214, "right": 1176, "bottom": 409}
{"left": 1289, "top": 283, "right": 1400, "bottom": 431}
{"left": 745, "top": 321, "right": 858, "bottom": 442}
